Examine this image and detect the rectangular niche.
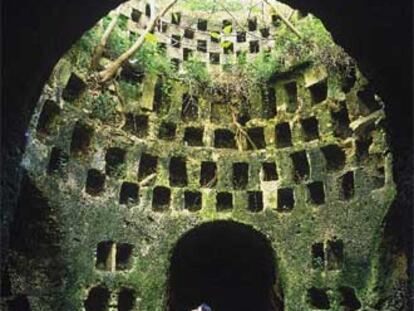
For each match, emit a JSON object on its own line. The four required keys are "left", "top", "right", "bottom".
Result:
{"left": 275, "top": 122, "right": 292, "bottom": 149}
{"left": 131, "top": 9, "right": 142, "bottom": 22}
{"left": 182, "top": 93, "right": 199, "bottom": 120}
{"left": 62, "top": 72, "right": 86, "bottom": 102}
{"left": 171, "top": 12, "right": 181, "bottom": 25}
{"left": 262, "top": 85, "right": 277, "bottom": 119}
{"left": 169, "top": 157, "right": 188, "bottom": 187}
{"left": 184, "top": 191, "right": 202, "bottom": 212}
{"left": 138, "top": 153, "right": 158, "bottom": 183}
{"left": 237, "top": 31, "right": 246, "bottom": 42}
{"left": 326, "top": 239, "right": 344, "bottom": 270}
{"left": 184, "top": 28, "right": 195, "bottom": 39}
{"left": 248, "top": 17, "right": 257, "bottom": 31}
{"left": 96, "top": 241, "right": 115, "bottom": 271}
{"left": 86, "top": 169, "right": 105, "bottom": 196}
{"left": 183, "top": 48, "right": 193, "bottom": 61}
{"left": 211, "top": 102, "right": 231, "bottom": 123}
{"left": 291, "top": 151, "right": 310, "bottom": 182}
{"left": 197, "top": 40, "right": 207, "bottom": 53}
{"left": 247, "top": 127, "right": 266, "bottom": 150}
{"left": 262, "top": 162, "right": 278, "bottom": 181}
{"left": 309, "top": 79, "right": 328, "bottom": 105}
{"left": 321, "top": 144, "right": 346, "bottom": 171}
{"left": 152, "top": 186, "right": 171, "bottom": 211}
{"left": 307, "top": 181, "right": 325, "bottom": 205}
{"left": 119, "top": 182, "right": 139, "bottom": 205}
{"left": 301, "top": 117, "right": 320, "bottom": 142}
{"left": 223, "top": 41, "right": 234, "bottom": 54}
{"left": 37, "top": 100, "right": 61, "bottom": 135}
{"left": 158, "top": 122, "right": 176, "bottom": 140}
{"left": 171, "top": 35, "right": 181, "bottom": 48}
{"left": 159, "top": 21, "right": 168, "bottom": 33}
{"left": 200, "top": 161, "right": 217, "bottom": 188}
{"left": 260, "top": 27, "right": 270, "bottom": 38}
{"left": 197, "top": 18, "right": 208, "bottom": 31}
{"left": 283, "top": 81, "right": 298, "bottom": 112}
{"left": 311, "top": 242, "right": 325, "bottom": 269}
{"left": 216, "top": 192, "right": 233, "bottom": 211}
{"left": 145, "top": 3, "right": 151, "bottom": 17}
{"left": 248, "top": 191, "right": 263, "bottom": 212}
{"left": 118, "top": 288, "right": 136, "bottom": 311}
{"left": 249, "top": 40, "right": 260, "bottom": 54}
{"left": 70, "top": 122, "right": 93, "bottom": 155}
{"left": 210, "top": 31, "right": 220, "bottom": 43}
{"left": 233, "top": 163, "right": 249, "bottom": 190}
{"left": 105, "top": 147, "right": 126, "bottom": 176}
{"left": 116, "top": 243, "right": 134, "bottom": 270}
{"left": 331, "top": 103, "right": 352, "bottom": 139}
{"left": 184, "top": 127, "right": 204, "bottom": 146}
{"left": 340, "top": 171, "right": 354, "bottom": 200}
{"left": 210, "top": 52, "right": 220, "bottom": 64}
{"left": 214, "top": 129, "right": 237, "bottom": 149}
{"left": 123, "top": 114, "right": 149, "bottom": 138}
{"left": 356, "top": 135, "right": 373, "bottom": 162}
{"left": 372, "top": 167, "right": 385, "bottom": 189}
{"left": 47, "top": 147, "right": 68, "bottom": 174}
{"left": 153, "top": 79, "right": 168, "bottom": 113}
{"left": 277, "top": 188, "right": 294, "bottom": 211}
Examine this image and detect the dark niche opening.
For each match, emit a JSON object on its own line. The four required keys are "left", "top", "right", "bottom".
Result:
{"left": 331, "top": 103, "right": 352, "bottom": 139}
{"left": 182, "top": 93, "right": 199, "bottom": 120}
{"left": 277, "top": 188, "right": 294, "bottom": 212}
{"left": 249, "top": 40, "right": 260, "bottom": 54}
{"left": 184, "top": 191, "right": 202, "bottom": 212}
{"left": 183, "top": 48, "right": 193, "bottom": 61}
{"left": 154, "top": 79, "right": 169, "bottom": 113}
{"left": 152, "top": 186, "right": 171, "bottom": 212}
{"left": 341, "top": 66, "right": 357, "bottom": 93}
{"left": 283, "top": 82, "right": 297, "bottom": 112}
{"left": 96, "top": 241, "right": 114, "bottom": 271}
{"left": 184, "top": 28, "right": 195, "bottom": 39}
{"left": 184, "top": 127, "right": 204, "bottom": 146}
{"left": 275, "top": 122, "right": 292, "bottom": 149}
{"left": 70, "top": 122, "right": 93, "bottom": 155}
{"left": 210, "top": 31, "right": 220, "bottom": 43}
{"left": 291, "top": 151, "right": 310, "bottom": 182}
{"left": 200, "top": 162, "right": 217, "bottom": 188}
{"left": 118, "top": 288, "right": 136, "bottom": 311}
{"left": 86, "top": 169, "right": 105, "bottom": 196}
{"left": 247, "top": 127, "right": 266, "bottom": 150}
{"left": 171, "top": 12, "right": 181, "bottom": 25}
{"left": 119, "top": 182, "right": 139, "bottom": 205}
{"left": 169, "top": 157, "right": 188, "bottom": 187}
{"left": 8, "top": 295, "right": 32, "bottom": 311}
{"left": 340, "top": 171, "right": 355, "bottom": 201}
{"left": 131, "top": 9, "right": 142, "bottom": 23}
{"left": 262, "top": 85, "right": 277, "bottom": 119}
{"left": 123, "top": 113, "right": 149, "bottom": 137}
{"left": 214, "top": 129, "right": 236, "bottom": 149}
{"left": 321, "top": 144, "right": 346, "bottom": 171}
{"left": 356, "top": 135, "right": 373, "bottom": 162}
{"left": 222, "top": 19, "right": 232, "bottom": 31}
{"left": 116, "top": 243, "right": 134, "bottom": 270}
{"left": 311, "top": 242, "right": 325, "bottom": 269}
{"left": 301, "top": 117, "right": 320, "bottom": 142}
{"left": 248, "top": 17, "right": 257, "bottom": 31}
{"left": 248, "top": 191, "right": 264, "bottom": 212}
{"left": 262, "top": 162, "right": 278, "bottom": 181}
{"left": 37, "top": 100, "right": 61, "bottom": 135}
{"left": 307, "top": 287, "right": 330, "bottom": 310}
{"left": 197, "top": 40, "right": 207, "bottom": 53}
{"left": 105, "top": 147, "right": 126, "bottom": 176}
{"left": 260, "top": 27, "right": 270, "bottom": 38}
{"left": 223, "top": 41, "right": 234, "bottom": 54}
{"left": 62, "top": 72, "right": 86, "bottom": 102}
{"left": 216, "top": 192, "right": 233, "bottom": 211}
{"left": 47, "top": 147, "right": 68, "bottom": 174}
{"left": 138, "top": 153, "right": 158, "bottom": 183}
{"left": 210, "top": 52, "right": 220, "bottom": 64}
{"left": 357, "top": 85, "right": 382, "bottom": 116}
{"left": 338, "top": 287, "right": 361, "bottom": 311}
{"left": 84, "top": 285, "right": 110, "bottom": 311}
{"left": 171, "top": 35, "right": 181, "bottom": 49}
{"left": 372, "top": 167, "right": 385, "bottom": 189}
{"left": 237, "top": 31, "right": 246, "bottom": 42}
{"left": 159, "top": 122, "right": 176, "bottom": 140}
{"left": 308, "top": 181, "right": 325, "bottom": 205}
{"left": 145, "top": 3, "right": 151, "bottom": 17}
{"left": 326, "top": 239, "right": 344, "bottom": 270}
{"left": 120, "top": 61, "right": 145, "bottom": 83}
{"left": 167, "top": 221, "right": 284, "bottom": 311}
{"left": 197, "top": 19, "right": 208, "bottom": 31}
{"left": 309, "top": 79, "right": 328, "bottom": 105}
{"left": 233, "top": 163, "right": 249, "bottom": 190}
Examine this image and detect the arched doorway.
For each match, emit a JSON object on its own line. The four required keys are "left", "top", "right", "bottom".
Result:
{"left": 167, "top": 221, "right": 284, "bottom": 311}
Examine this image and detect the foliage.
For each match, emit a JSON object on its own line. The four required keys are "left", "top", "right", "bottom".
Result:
{"left": 180, "top": 0, "right": 244, "bottom": 12}
{"left": 67, "top": 26, "right": 101, "bottom": 72}
{"left": 90, "top": 91, "right": 118, "bottom": 122}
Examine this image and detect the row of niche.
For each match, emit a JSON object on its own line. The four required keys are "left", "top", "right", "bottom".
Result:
{"left": 85, "top": 285, "right": 136, "bottom": 311}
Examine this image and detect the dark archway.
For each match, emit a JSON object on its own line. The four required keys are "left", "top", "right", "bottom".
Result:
{"left": 167, "top": 221, "right": 284, "bottom": 311}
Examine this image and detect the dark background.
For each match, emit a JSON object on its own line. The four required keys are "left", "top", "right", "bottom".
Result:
{"left": 2, "top": 0, "right": 413, "bottom": 302}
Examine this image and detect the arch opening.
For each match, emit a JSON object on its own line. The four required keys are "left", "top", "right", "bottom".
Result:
{"left": 167, "top": 221, "right": 284, "bottom": 311}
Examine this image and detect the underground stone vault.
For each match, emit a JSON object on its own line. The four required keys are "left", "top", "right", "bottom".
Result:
{"left": 2, "top": 0, "right": 403, "bottom": 310}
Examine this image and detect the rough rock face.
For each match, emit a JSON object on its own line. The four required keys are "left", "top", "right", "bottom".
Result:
{"left": 2, "top": 1, "right": 400, "bottom": 310}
